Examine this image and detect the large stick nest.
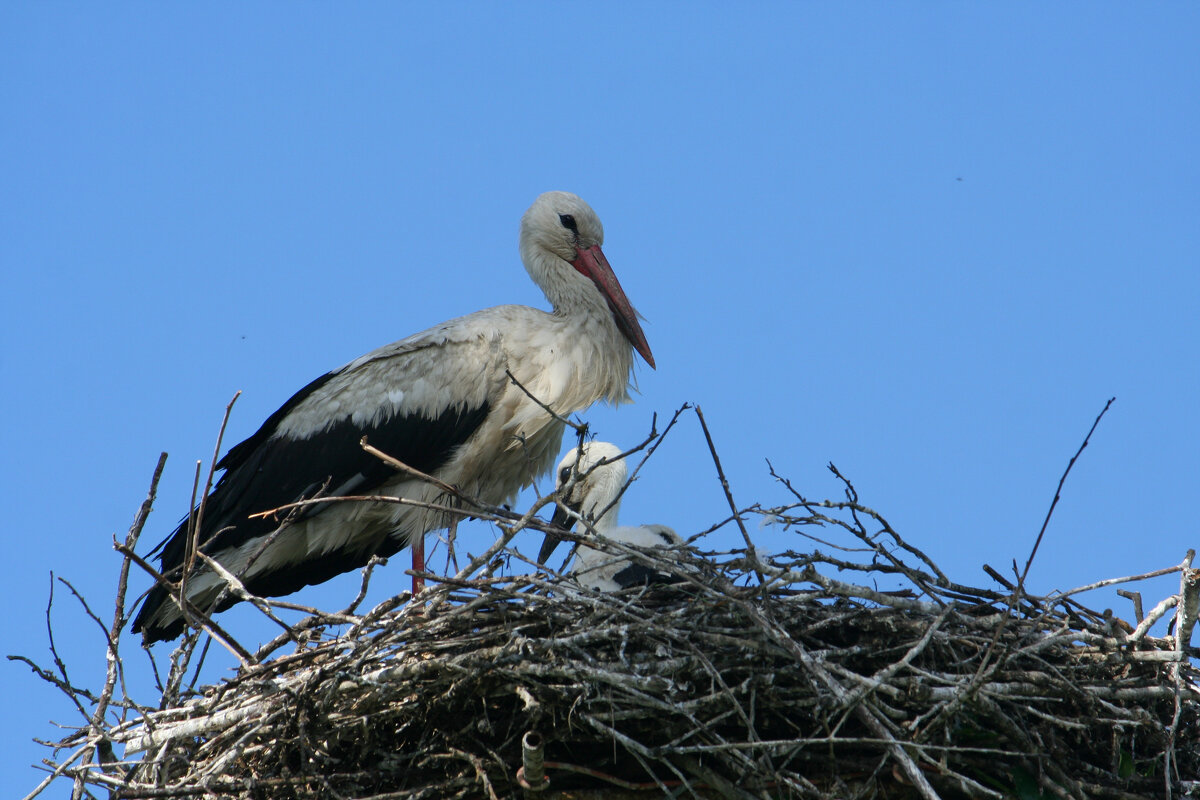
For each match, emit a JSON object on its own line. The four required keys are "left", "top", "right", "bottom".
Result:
{"left": 16, "top": 414, "right": 1200, "bottom": 800}
{"left": 113, "top": 557, "right": 1199, "bottom": 800}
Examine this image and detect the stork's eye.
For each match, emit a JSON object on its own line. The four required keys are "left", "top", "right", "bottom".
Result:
{"left": 558, "top": 467, "right": 572, "bottom": 484}
{"left": 558, "top": 214, "right": 578, "bottom": 233}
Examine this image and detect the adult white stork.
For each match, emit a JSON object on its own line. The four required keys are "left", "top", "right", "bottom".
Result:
{"left": 539, "top": 442, "right": 684, "bottom": 592}
{"left": 132, "top": 191, "right": 654, "bottom": 642}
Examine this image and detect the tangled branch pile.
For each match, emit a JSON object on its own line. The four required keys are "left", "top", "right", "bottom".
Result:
{"left": 23, "top": 476, "right": 1200, "bottom": 800}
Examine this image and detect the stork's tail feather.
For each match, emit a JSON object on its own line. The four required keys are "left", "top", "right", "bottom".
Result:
{"left": 131, "top": 585, "right": 189, "bottom": 644}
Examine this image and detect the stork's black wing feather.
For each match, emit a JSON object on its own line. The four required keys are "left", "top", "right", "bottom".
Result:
{"left": 132, "top": 374, "right": 489, "bottom": 639}
{"left": 216, "top": 369, "right": 341, "bottom": 473}
{"left": 154, "top": 400, "right": 488, "bottom": 574}
{"left": 611, "top": 563, "right": 683, "bottom": 589}
{"left": 144, "top": 368, "right": 342, "bottom": 564}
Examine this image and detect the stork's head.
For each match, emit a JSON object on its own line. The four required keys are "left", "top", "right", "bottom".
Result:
{"left": 520, "top": 192, "right": 655, "bottom": 369}
{"left": 521, "top": 190, "right": 605, "bottom": 262}
{"left": 538, "top": 441, "right": 628, "bottom": 564}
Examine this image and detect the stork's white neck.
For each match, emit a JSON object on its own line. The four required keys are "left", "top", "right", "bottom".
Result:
{"left": 508, "top": 250, "right": 634, "bottom": 409}
{"left": 522, "top": 248, "right": 611, "bottom": 316}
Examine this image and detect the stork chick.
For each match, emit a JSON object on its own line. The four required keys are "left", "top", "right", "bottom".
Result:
{"left": 540, "top": 442, "right": 683, "bottom": 592}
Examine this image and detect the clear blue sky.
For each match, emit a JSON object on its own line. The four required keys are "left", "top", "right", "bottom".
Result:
{"left": 3, "top": 5, "right": 1197, "bottom": 795}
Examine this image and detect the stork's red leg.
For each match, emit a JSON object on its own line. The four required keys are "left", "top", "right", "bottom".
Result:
{"left": 412, "top": 535, "right": 425, "bottom": 595}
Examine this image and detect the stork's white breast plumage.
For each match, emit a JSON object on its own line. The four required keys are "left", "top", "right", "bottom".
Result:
{"left": 540, "top": 442, "right": 684, "bottom": 593}
{"left": 132, "top": 191, "right": 654, "bottom": 643}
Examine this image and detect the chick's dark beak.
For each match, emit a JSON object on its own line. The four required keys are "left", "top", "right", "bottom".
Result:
{"left": 538, "top": 499, "right": 581, "bottom": 564}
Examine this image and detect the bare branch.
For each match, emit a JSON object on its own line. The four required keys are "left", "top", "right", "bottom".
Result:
{"left": 694, "top": 405, "right": 760, "bottom": 576}
{"left": 1021, "top": 397, "right": 1115, "bottom": 587}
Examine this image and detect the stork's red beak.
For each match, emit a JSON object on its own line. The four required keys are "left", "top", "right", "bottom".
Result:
{"left": 571, "top": 244, "right": 656, "bottom": 369}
